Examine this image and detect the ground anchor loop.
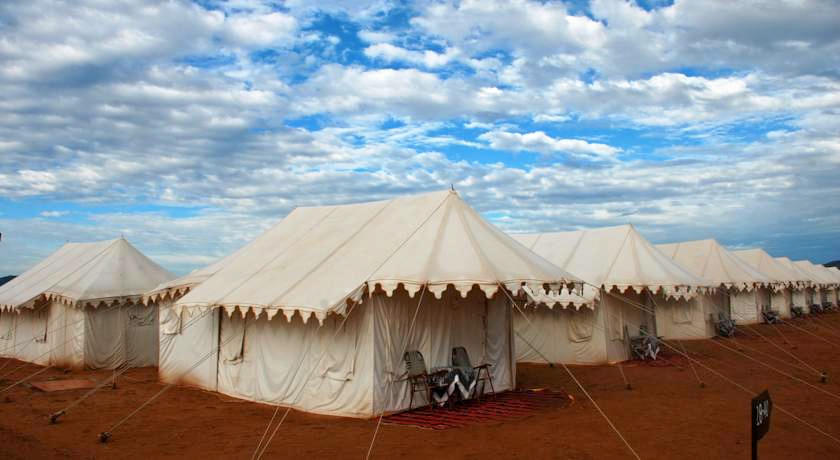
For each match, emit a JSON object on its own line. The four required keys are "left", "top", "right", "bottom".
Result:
{"left": 99, "top": 431, "right": 112, "bottom": 443}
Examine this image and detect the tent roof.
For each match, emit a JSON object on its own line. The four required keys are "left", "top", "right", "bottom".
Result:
{"left": 824, "top": 266, "right": 840, "bottom": 284}
{"left": 145, "top": 251, "right": 239, "bottom": 303}
{"left": 174, "top": 190, "right": 581, "bottom": 323}
{"left": 513, "top": 224, "right": 713, "bottom": 304}
{"left": 732, "top": 248, "right": 810, "bottom": 287}
{"left": 794, "top": 260, "right": 838, "bottom": 287}
{"left": 775, "top": 257, "right": 818, "bottom": 288}
{"left": 0, "top": 238, "right": 175, "bottom": 311}
{"left": 656, "top": 239, "right": 772, "bottom": 291}
{"left": 817, "top": 265, "right": 840, "bottom": 285}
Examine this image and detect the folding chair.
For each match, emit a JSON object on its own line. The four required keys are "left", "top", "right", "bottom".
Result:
{"left": 451, "top": 346, "right": 495, "bottom": 400}
{"left": 761, "top": 306, "right": 780, "bottom": 324}
{"left": 716, "top": 313, "right": 736, "bottom": 337}
{"left": 791, "top": 306, "right": 806, "bottom": 318}
{"left": 403, "top": 350, "right": 449, "bottom": 410}
{"left": 628, "top": 325, "right": 660, "bottom": 360}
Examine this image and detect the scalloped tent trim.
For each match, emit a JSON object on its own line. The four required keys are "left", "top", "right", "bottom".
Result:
{"left": 174, "top": 279, "right": 573, "bottom": 326}
{"left": 524, "top": 282, "right": 705, "bottom": 312}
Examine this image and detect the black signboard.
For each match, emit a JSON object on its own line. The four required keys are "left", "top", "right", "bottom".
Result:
{"left": 751, "top": 390, "right": 772, "bottom": 460}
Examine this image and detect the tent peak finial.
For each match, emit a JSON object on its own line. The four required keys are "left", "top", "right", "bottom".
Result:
{"left": 450, "top": 183, "right": 455, "bottom": 192}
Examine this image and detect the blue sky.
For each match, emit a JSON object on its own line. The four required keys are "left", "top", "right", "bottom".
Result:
{"left": 1, "top": 0, "right": 839, "bottom": 275}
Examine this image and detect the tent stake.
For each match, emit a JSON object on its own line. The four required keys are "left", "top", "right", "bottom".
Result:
{"left": 49, "top": 410, "right": 65, "bottom": 424}
{"left": 617, "top": 362, "right": 632, "bottom": 390}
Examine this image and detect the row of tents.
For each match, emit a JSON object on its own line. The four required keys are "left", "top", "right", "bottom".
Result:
{"left": 1, "top": 190, "right": 839, "bottom": 418}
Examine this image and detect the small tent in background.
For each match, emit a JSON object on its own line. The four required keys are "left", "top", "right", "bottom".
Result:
{"left": 795, "top": 260, "right": 839, "bottom": 308}
{"left": 512, "top": 224, "right": 714, "bottom": 365}
{"left": 147, "top": 190, "right": 579, "bottom": 418}
{"left": 733, "top": 248, "right": 810, "bottom": 318}
{"left": 775, "top": 257, "right": 817, "bottom": 312}
{"left": 0, "top": 238, "right": 174, "bottom": 369}
{"left": 656, "top": 240, "right": 773, "bottom": 325}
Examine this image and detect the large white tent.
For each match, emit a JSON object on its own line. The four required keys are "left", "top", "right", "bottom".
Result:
{"left": 0, "top": 238, "right": 174, "bottom": 369}
{"left": 732, "top": 248, "right": 810, "bottom": 319}
{"left": 657, "top": 240, "right": 773, "bottom": 325}
{"left": 795, "top": 261, "right": 839, "bottom": 308}
{"left": 146, "top": 190, "right": 580, "bottom": 418}
{"left": 512, "top": 225, "right": 715, "bottom": 366}
{"left": 775, "top": 257, "right": 817, "bottom": 312}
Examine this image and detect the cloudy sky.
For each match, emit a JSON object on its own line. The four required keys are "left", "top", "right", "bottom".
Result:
{"left": 1, "top": 0, "right": 839, "bottom": 275}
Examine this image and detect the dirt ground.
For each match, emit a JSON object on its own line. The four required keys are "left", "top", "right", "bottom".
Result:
{"left": 3, "top": 315, "right": 840, "bottom": 459}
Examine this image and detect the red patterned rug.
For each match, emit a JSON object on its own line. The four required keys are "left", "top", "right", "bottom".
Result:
{"left": 384, "top": 389, "right": 571, "bottom": 430}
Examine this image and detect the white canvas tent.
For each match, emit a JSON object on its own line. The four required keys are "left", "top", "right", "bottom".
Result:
{"left": 775, "top": 257, "right": 817, "bottom": 312}
{"left": 0, "top": 238, "right": 174, "bottom": 369}
{"left": 656, "top": 240, "right": 773, "bottom": 325}
{"left": 512, "top": 225, "right": 715, "bottom": 365}
{"left": 147, "top": 190, "right": 579, "bottom": 418}
{"left": 795, "top": 260, "right": 839, "bottom": 308}
{"left": 732, "top": 248, "right": 810, "bottom": 319}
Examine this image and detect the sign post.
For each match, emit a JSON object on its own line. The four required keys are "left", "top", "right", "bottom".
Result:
{"left": 751, "top": 390, "right": 772, "bottom": 460}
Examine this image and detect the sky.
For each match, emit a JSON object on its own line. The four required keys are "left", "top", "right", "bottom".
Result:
{"left": 1, "top": 0, "right": 839, "bottom": 276}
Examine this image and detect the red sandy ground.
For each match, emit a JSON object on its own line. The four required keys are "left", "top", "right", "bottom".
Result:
{"left": 3, "top": 315, "right": 840, "bottom": 459}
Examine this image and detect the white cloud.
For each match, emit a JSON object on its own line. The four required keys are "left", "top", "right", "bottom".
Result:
{"left": 479, "top": 130, "right": 621, "bottom": 158}
{"left": 39, "top": 211, "right": 69, "bottom": 218}
{"left": 364, "top": 43, "right": 460, "bottom": 68}
{"left": 224, "top": 12, "right": 298, "bottom": 48}
{"left": 0, "top": 0, "right": 839, "bottom": 274}
{"left": 358, "top": 30, "right": 396, "bottom": 44}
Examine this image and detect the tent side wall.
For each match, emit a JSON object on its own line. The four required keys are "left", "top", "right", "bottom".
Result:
{"left": 730, "top": 290, "right": 760, "bottom": 324}
{"left": 819, "top": 287, "right": 836, "bottom": 307}
{"left": 48, "top": 302, "right": 85, "bottom": 369}
{"left": 771, "top": 289, "right": 792, "bottom": 318}
{"left": 159, "top": 301, "right": 220, "bottom": 391}
{"left": 0, "top": 310, "right": 15, "bottom": 357}
{"left": 373, "top": 289, "right": 515, "bottom": 415}
{"left": 654, "top": 293, "right": 721, "bottom": 340}
{"left": 85, "top": 303, "right": 159, "bottom": 369}
{"left": 792, "top": 288, "right": 810, "bottom": 313}
{"left": 603, "top": 291, "right": 649, "bottom": 363}
{"left": 13, "top": 307, "right": 52, "bottom": 366}
{"left": 123, "top": 303, "right": 160, "bottom": 367}
{"left": 514, "top": 304, "right": 608, "bottom": 365}
{"left": 215, "top": 303, "right": 376, "bottom": 418}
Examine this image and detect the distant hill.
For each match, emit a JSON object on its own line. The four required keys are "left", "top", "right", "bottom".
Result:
{"left": 0, "top": 275, "right": 15, "bottom": 287}
{"left": 825, "top": 261, "right": 840, "bottom": 269}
